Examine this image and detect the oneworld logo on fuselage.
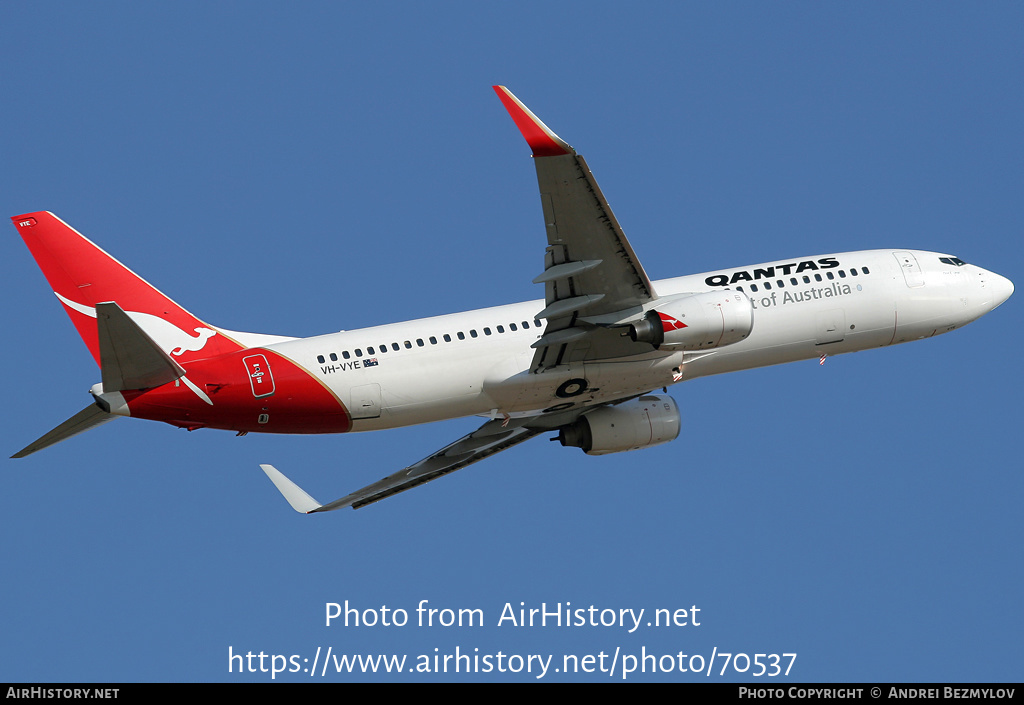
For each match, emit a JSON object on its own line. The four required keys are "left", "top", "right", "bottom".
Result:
{"left": 704, "top": 258, "right": 841, "bottom": 288}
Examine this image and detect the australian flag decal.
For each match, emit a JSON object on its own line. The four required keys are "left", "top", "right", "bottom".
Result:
{"left": 363, "top": 358, "right": 379, "bottom": 367}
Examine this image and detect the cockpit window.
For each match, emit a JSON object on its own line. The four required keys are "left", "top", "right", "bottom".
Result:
{"left": 939, "top": 256, "right": 967, "bottom": 267}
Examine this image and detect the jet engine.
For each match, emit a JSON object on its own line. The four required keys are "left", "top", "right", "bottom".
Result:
{"left": 629, "top": 291, "right": 753, "bottom": 350}
{"left": 556, "top": 394, "right": 681, "bottom": 455}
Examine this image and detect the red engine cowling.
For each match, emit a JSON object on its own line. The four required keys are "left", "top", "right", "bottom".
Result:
{"left": 557, "top": 394, "right": 681, "bottom": 455}
{"left": 629, "top": 291, "right": 753, "bottom": 350}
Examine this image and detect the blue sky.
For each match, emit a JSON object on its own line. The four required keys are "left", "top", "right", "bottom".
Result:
{"left": 2, "top": 2, "right": 1021, "bottom": 682}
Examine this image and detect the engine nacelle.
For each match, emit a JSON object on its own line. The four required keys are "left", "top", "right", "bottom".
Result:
{"left": 629, "top": 291, "right": 753, "bottom": 350}
{"left": 557, "top": 394, "right": 681, "bottom": 455}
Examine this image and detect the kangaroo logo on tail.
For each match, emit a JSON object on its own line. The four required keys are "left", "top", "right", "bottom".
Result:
{"left": 55, "top": 292, "right": 218, "bottom": 357}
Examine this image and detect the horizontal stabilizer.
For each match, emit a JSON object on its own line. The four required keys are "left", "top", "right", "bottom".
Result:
{"left": 12, "top": 403, "right": 115, "bottom": 458}
{"left": 96, "top": 302, "right": 186, "bottom": 392}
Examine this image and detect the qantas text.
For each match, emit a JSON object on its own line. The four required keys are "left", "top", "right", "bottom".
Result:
{"left": 705, "top": 258, "right": 841, "bottom": 287}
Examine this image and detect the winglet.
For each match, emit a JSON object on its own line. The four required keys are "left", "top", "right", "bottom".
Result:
{"left": 260, "top": 464, "right": 323, "bottom": 513}
{"left": 493, "top": 86, "right": 574, "bottom": 157}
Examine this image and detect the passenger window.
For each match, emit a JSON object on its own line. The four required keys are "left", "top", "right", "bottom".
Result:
{"left": 510, "top": 323, "right": 518, "bottom": 331}
{"left": 343, "top": 351, "right": 351, "bottom": 360}
{"left": 367, "top": 346, "right": 375, "bottom": 354}
{"left": 329, "top": 353, "right": 338, "bottom": 362}
{"left": 355, "top": 349, "right": 363, "bottom": 357}
{"left": 522, "top": 321, "right": 530, "bottom": 329}
{"left": 443, "top": 334, "right": 452, "bottom": 342}
{"left": 429, "top": 336, "right": 437, "bottom": 345}
{"left": 457, "top": 332, "right": 466, "bottom": 340}
{"left": 484, "top": 327, "right": 492, "bottom": 336}
{"left": 470, "top": 329, "right": 478, "bottom": 338}
{"left": 497, "top": 325, "right": 505, "bottom": 333}
{"left": 317, "top": 355, "right": 325, "bottom": 364}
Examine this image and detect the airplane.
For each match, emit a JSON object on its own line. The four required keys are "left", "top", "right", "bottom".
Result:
{"left": 11, "top": 86, "right": 1014, "bottom": 513}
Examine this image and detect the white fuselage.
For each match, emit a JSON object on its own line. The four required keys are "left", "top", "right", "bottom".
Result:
{"left": 262, "top": 249, "right": 1012, "bottom": 432}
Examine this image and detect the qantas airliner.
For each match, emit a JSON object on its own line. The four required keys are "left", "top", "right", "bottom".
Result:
{"left": 12, "top": 86, "right": 1013, "bottom": 512}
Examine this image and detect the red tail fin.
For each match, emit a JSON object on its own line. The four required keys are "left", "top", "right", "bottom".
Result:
{"left": 13, "top": 212, "right": 243, "bottom": 366}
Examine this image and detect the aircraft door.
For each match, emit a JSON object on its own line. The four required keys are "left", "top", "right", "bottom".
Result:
{"left": 894, "top": 251, "right": 925, "bottom": 288}
{"left": 350, "top": 383, "right": 382, "bottom": 419}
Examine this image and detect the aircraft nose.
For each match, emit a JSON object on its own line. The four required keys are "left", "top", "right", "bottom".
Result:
{"left": 989, "top": 272, "right": 1014, "bottom": 309}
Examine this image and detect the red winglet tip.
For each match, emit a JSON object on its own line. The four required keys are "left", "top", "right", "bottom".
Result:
{"left": 493, "top": 86, "right": 573, "bottom": 157}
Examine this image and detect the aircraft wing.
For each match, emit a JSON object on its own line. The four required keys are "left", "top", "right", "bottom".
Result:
{"left": 494, "top": 86, "right": 659, "bottom": 371}
{"left": 261, "top": 418, "right": 544, "bottom": 512}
